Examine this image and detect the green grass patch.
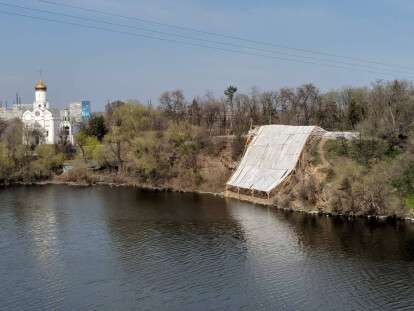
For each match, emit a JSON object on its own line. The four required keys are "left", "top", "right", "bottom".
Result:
{"left": 406, "top": 194, "right": 414, "bottom": 209}
{"left": 324, "top": 137, "right": 395, "bottom": 167}
{"left": 324, "top": 139, "right": 347, "bottom": 160}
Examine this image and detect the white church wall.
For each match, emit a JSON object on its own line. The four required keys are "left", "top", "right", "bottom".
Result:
{"left": 35, "top": 91, "right": 46, "bottom": 105}
{"left": 19, "top": 80, "right": 80, "bottom": 145}
{"left": 22, "top": 80, "right": 62, "bottom": 145}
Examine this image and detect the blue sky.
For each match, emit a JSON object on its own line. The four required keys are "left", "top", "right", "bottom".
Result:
{"left": 1, "top": 0, "right": 414, "bottom": 111}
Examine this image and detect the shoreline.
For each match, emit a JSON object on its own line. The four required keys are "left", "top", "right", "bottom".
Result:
{"left": 5, "top": 179, "right": 414, "bottom": 223}
{"left": 10, "top": 179, "right": 226, "bottom": 198}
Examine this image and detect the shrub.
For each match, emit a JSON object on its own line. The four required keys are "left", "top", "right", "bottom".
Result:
{"left": 296, "top": 175, "right": 318, "bottom": 205}
{"left": 406, "top": 194, "right": 414, "bottom": 210}
{"left": 391, "top": 161, "right": 414, "bottom": 195}
{"left": 30, "top": 145, "right": 64, "bottom": 179}
{"left": 60, "top": 166, "right": 97, "bottom": 185}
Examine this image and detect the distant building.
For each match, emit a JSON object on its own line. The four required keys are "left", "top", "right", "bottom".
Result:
{"left": 81, "top": 100, "right": 91, "bottom": 121}
{"left": 69, "top": 100, "right": 91, "bottom": 124}
{"left": 69, "top": 102, "right": 82, "bottom": 123}
{"left": 0, "top": 106, "right": 22, "bottom": 120}
{"left": 0, "top": 103, "right": 32, "bottom": 120}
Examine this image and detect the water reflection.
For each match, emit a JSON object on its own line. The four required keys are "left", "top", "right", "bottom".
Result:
{"left": 274, "top": 210, "right": 414, "bottom": 261}
{"left": 1, "top": 185, "right": 414, "bottom": 310}
{"left": 96, "top": 189, "right": 251, "bottom": 308}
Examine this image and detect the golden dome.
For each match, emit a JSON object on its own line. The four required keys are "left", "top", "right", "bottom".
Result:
{"left": 35, "top": 80, "right": 47, "bottom": 91}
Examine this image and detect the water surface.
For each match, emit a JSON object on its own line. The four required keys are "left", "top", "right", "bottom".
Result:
{"left": 1, "top": 185, "right": 414, "bottom": 310}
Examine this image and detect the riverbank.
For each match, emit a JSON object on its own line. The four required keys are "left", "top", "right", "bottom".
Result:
{"left": 225, "top": 136, "right": 414, "bottom": 220}
{"left": 12, "top": 175, "right": 226, "bottom": 197}
{"left": 10, "top": 177, "right": 414, "bottom": 223}
{"left": 2, "top": 132, "right": 413, "bottom": 220}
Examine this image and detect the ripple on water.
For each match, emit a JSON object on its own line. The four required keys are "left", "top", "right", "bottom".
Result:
{"left": 1, "top": 185, "right": 414, "bottom": 310}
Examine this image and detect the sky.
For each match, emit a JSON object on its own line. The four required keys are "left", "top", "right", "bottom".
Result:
{"left": 1, "top": 0, "right": 414, "bottom": 111}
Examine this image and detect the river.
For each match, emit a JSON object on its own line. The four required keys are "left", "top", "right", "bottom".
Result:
{"left": 0, "top": 185, "right": 414, "bottom": 310}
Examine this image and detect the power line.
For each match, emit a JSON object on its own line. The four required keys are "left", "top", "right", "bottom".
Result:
{"left": 0, "top": 9, "right": 409, "bottom": 78}
{"left": 0, "top": 8, "right": 407, "bottom": 78}
{"left": 38, "top": 0, "right": 414, "bottom": 72}
{"left": 2, "top": 1, "right": 413, "bottom": 76}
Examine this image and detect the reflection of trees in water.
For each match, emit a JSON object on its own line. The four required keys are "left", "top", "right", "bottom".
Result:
{"left": 5, "top": 185, "right": 414, "bottom": 264}
{"left": 98, "top": 187, "right": 414, "bottom": 264}
{"left": 276, "top": 210, "right": 414, "bottom": 261}
{"left": 97, "top": 188, "right": 247, "bottom": 276}
{"left": 5, "top": 185, "right": 65, "bottom": 233}
{"left": 4, "top": 186, "right": 414, "bottom": 309}
{"left": 0, "top": 185, "right": 70, "bottom": 306}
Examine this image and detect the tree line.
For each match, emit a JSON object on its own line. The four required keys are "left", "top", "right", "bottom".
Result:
{"left": 156, "top": 80, "right": 414, "bottom": 144}
{"left": 0, "top": 79, "right": 413, "bottom": 214}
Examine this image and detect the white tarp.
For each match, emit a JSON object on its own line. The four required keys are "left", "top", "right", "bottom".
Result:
{"left": 227, "top": 125, "right": 316, "bottom": 193}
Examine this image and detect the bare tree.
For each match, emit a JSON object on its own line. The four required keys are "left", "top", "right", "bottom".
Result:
{"left": 260, "top": 91, "right": 277, "bottom": 124}
{"left": 159, "top": 90, "right": 187, "bottom": 121}
{"left": 188, "top": 98, "right": 202, "bottom": 126}
{"left": 203, "top": 101, "right": 221, "bottom": 136}
{"left": 296, "top": 84, "right": 319, "bottom": 125}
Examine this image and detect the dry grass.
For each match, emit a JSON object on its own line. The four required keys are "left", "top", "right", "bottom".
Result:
{"left": 58, "top": 166, "right": 98, "bottom": 185}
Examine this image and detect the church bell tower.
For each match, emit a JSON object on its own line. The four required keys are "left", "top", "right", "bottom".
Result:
{"left": 34, "top": 80, "right": 49, "bottom": 110}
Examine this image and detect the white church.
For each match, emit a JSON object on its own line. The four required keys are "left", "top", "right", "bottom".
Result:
{"left": 22, "top": 80, "right": 73, "bottom": 144}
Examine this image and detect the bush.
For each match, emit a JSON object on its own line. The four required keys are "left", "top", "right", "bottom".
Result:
{"left": 406, "top": 194, "right": 414, "bottom": 210}
{"left": 391, "top": 161, "right": 414, "bottom": 195}
{"left": 30, "top": 145, "right": 64, "bottom": 179}
{"left": 296, "top": 175, "right": 318, "bottom": 205}
{"left": 204, "top": 139, "right": 226, "bottom": 156}
{"left": 60, "top": 166, "right": 97, "bottom": 185}
{"left": 325, "top": 138, "right": 390, "bottom": 166}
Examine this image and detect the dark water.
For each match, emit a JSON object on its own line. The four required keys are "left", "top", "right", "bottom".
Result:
{"left": 1, "top": 186, "right": 414, "bottom": 310}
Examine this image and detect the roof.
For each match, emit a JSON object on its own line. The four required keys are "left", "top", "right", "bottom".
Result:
{"left": 35, "top": 80, "right": 47, "bottom": 91}
{"left": 226, "top": 125, "right": 317, "bottom": 193}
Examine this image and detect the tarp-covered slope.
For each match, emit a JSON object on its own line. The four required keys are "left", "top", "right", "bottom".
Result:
{"left": 227, "top": 125, "right": 317, "bottom": 193}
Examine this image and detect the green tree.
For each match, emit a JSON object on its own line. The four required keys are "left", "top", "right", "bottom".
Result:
{"left": 31, "top": 145, "right": 64, "bottom": 178}
{"left": 224, "top": 85, "right": 238, "bottom": 105}
{"left": 127, "top": 132, "right": 169, "bottom": 180}
{"left": 75, "top": 131, "right": 100, "bottom": 163}
{"left": 0, "top": 141, "right": 15, "bottom": 182}
{"left": 224, "top": 85, "right": 238, "bottom": 132}
{"left": 87, "top": 115, "right": 107, "bottom": 141}
{"left": 104, "top": 126, "right": 124, "bottom": 172}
